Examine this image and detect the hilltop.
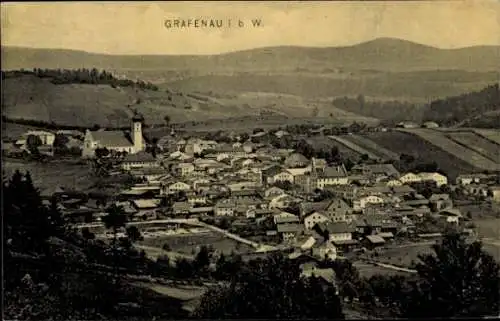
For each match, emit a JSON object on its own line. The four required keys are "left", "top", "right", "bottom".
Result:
{"left": 3, "top": 38, "right": 499, "bottom": 72}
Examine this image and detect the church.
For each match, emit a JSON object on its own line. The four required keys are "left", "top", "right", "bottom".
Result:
{"left": 82, "top": 112, "right": 146, "bottom": 158}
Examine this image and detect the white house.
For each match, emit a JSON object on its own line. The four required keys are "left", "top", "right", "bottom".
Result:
{"left": 353, "top": 195, "right": 384, "bottom": 211}
{"left": 400, "top": 173, "right": 422, "bottom": 185}
{"left": 314, "top": 165, "right": 349, "bottom": 190}
{"left": 418, "top": 172, "right": 448, "bottom": 187}
{"left": 303, "top": 211, "right": 331, "bottom": 230}
{"left": 214, "top": 201, "right": 236, "bottom": 216}
{"left": 163, "top": 181, "right": 191, "bottom": 194}
{"left": 121, "top": 151, "right": 159, "bottom": 171}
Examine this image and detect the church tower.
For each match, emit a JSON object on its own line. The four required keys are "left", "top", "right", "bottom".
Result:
{"left": 132, "top": 111, "right": 144, "bottom": 153}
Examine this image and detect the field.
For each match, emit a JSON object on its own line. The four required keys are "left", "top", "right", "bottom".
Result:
{"left": 3, "top": 159, "right": 95, "bottom": 196}
{"left": 306, "top": 136, "right": 363, "bottom": 161}
{"left": 397, "top": 128, "right": 500, "bottom": 171}
{"left": 445, "top": 131, "right": 499, "bottom": 163}
{"left": 473, "top": 129, "right": 500, "bottom": 145}
{"left": 328, "top": 136, "right": 380, "bottom": 160}
{"left": 345, "top": 134, "right": 400, "bottom": 160}
{"left": 364, "top": 131, "right": 477, "bottom": 179}
{"left": 138, "top": 232, "right": 254, "bottom": 257}
{"left": 1, "top": 74, "right": 377, "bottom": 129}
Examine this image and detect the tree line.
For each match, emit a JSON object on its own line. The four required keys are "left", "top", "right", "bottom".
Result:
{"left": 423, "top": 83, "right": 500, "bottom": 126}
{"left": 2, "top": 68, "right": 159, "bottom": 91}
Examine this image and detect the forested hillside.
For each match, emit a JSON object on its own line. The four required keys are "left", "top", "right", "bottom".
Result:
{"left": 423, "top": 84, "right": 500, "bottom": 127}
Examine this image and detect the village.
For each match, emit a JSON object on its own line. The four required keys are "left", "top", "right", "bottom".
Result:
{"left": 3, "top": 112, "right": 500, "bottom": 280}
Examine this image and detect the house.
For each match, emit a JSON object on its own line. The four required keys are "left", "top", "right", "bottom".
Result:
{"left": 163, "top": 181, "right": 191, "bottom": 194}
{"left": 439, "top": 208, "right": 463, "bottom": 224}
{"left": 399, "top": 173, "right": 422, "bottom": 185}
{"left": 121, "top": 151, "right": 159, "bottom": 171}
{"left": 304, "top": 211, "right": 331, "bottom": 230}
{"left": 422, "top": 121, "right": 439, "bottom": 129}
{"left": 311, "top": 240, "right": 338, "bottom": 261}
{"left": 83, "top": 112, "right": 146, "bottom": 158}
{"left": 175, "top": 163, "right": 195, "bottom": 176}
{"left": 172, "top": 201, "right": 192, "bottom": 215}
{"left": 490, "top": 186, "right": 500, "bottom": 203}
{"left": 270, "top": 170, "right": 295, "bottom": 184}
{"left": 214, "top": 201, "right": 236, "bottom": 216}
{"left": 418, "top": 172, "right": 448, "bottom": 187}
{"left": 277, "top": 223, "right": 303, "bottom": 242}
{"left": 386, "top": 179, "right": 403, "bottom": 187}
{"left": 269, "top": 194, "right": 300, "bottom": 209}
{"left": 263, "top": 186, "right": 286, "bottom": 199}
{"left": 300, "top": 263, "right": 337, "bottom": 290}
{"left": 284, "top": 153, "right": 309, "bottom": 168}
{"left": 397, "top": 121, "right": 419, "bottom": 129}
{"left": 313, "top": 165, "right": 349, "bottom": 190}
{"left": 429, "top": 193, "right": 453, "bottom": 211}
{"left": 316, "top": 222, "right": 354, "bottom": 244}
{"left": 353, "top": 195, "right": 384, "bottom": 211}
{"left": 184, "top": 138, "right": 218, "bottom": 156}
{"left": 351, "top": 164, "right": 400, "bottom": 179}
{"left": 274, "top": 130, "right": 290, "bottom": 138}
{"left": 187, "top": 193, "right": 207, "bottom": 205}
{"left": 364, "top": 234, "right": 386, "bottom": 250}
{"left": 261, "top": 165, "right": 283, "bottom": 185}
{"left": 456, "top": 174, "right": 488, "bottom": 186}
{"left": 273, "top": 212, "right": 300, "bottom": 225}
{"left": 323, "top": 198, "right": 352, "bottom": 222}
{"left": 17, "top": 130, "right": 56, "bottom": 148}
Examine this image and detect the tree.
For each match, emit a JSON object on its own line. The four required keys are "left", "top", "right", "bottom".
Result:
{"left": 102, "top": 204, "right": 128, "bottom": 283}
{"left": 195, "top": 253, "right": 345, "bottom": 319}
{"left": 126, "top": 226, "right": 143, "bottom": 243}
{"left": 401, "top": 232, "right": 500, "bottom": 318}
{"left": 163, "top": 115, "right": 171, "bottom": 127}
{"left": 53, "top": 134, "right": 69, "bottom": 149}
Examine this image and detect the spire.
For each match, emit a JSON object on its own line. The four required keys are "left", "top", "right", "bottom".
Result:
{"left": 132, "top": 109, "right": 144, "bottom": 122}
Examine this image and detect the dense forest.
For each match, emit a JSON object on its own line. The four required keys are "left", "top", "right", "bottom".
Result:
{"left": 423, "top": 83, "right": 500, "bottom": 126}
{"left": 1, "top": 68, "right": 159, "bottom": 91}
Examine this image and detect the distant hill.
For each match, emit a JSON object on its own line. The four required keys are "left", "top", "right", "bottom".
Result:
{"left": 2, "top": 38, "right": 499, "bottom": 72}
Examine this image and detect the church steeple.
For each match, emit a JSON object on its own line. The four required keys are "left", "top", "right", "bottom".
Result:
{"left": 132, "top": 110, "right": 144, "bottom": 152}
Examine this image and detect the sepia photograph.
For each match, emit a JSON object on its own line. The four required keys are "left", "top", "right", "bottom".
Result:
{"left": 1, "top": 1, "right": 499, "bottom": 320}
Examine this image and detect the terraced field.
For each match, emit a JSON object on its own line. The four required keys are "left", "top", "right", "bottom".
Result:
{"left": 365, "top": 131, "right": 477, "bottom": 179}
{"left": 473, "top": 129, "right": 500, "bottom": 145}
{"left": 349, "top": 134, "right": 400, "bottom": 160}
{"left": 306, "top": 136, "right": 362, "bottom": 161}
{"left": 328, "top": 135, "right": 380, "bottom": 160}
{"left": 446, "top": 131, "right": 499, "bottom": 163}
{"left": 397, "top": 128, "right": 500, "bottom": 172}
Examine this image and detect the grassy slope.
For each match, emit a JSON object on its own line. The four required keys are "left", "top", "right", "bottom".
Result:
{"left": 362, "top": 131, "right": 478, "bottom": 179}
{"left": 1, "top": 75, "right": 378, "bottom": 128}
{"left": 445, "top": 132, "right": 499, "bottom": 163}
{"left": 397, "top": 129, "right": 500, "bottom": 172}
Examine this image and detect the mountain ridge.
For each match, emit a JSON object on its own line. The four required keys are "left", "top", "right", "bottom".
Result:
{"left": 3, "top": 37, "right": 499, "bottom": 72}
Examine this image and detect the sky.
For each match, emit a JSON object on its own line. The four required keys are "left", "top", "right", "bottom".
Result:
{"left": 1, "top": 1, "right": 499, "bottom": 55}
